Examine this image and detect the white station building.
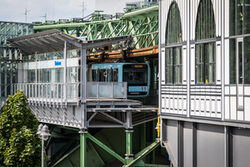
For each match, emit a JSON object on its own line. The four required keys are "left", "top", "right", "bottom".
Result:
{"left": 159, "top": 0, "right": 250, "bottom": 167}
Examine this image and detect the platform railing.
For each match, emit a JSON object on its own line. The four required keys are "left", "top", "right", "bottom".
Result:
{"left": 13, "top": 82, "right": 127, "bottom": 106}
{"left": 13, "top": 83, "right": 81, "bottom": 105}
{"left": 87, "top": 82, "right": 127, "bottom": 99}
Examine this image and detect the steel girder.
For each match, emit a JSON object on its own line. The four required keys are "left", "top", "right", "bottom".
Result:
{"left": 34, "top": 5, "right": 159, "bottom": 50}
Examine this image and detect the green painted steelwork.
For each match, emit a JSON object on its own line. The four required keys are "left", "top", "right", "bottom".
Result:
{"left": 125, "top": 140, "right": 160, "bottom": 167}
{"left": 34, "top": 5, "right": 159, "bottom": 50}
{"left": 87, "top": 132, "right": 126, "bottom": 164}
{"left": 80, "top": 131, "right": 87, "bottom": 167}
{"left": 125, "top": 129, "right": 133, "bottom": 163}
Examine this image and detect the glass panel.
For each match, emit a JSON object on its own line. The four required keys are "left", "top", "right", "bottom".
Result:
{"left": 230, "top": 0, "right": 250, "bottom": 35}
{"left": 230, "top": 39, "right": 236, "bottom": 84}
{"left": 174, "top": 47, "right": 182, "bottom": 84}
{"left": 238, "top": 42, "right": 243, "bottom": 84}
{"left": 196, "top": 0, "right": 216, "bottom": 40}
{"left": 196, "top": 43, "right": 215, "bottom": 84}
{"left": 166, "top": 2, "right": 182, "bottom": 45}
{"left": 113, "top": 68, "right": 118, "bottom": 82}
{"left": 244, "top": 37, "right": 250, "bottom": 83}
{"left": 245, "top": 0, "right": 250, "bottom": 34}
{"left": 123, "top": 65, "right": 148, "bottom": 86}
{"left": 237, "top": 0, "right": 244, "bottom": 35}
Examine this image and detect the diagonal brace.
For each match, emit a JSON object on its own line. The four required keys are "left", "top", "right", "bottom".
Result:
{"left": 87, "top": 133, "right": 126, "bottom": 164}
{"left": 124, "top": 140, "right": 160, "bottom": 167}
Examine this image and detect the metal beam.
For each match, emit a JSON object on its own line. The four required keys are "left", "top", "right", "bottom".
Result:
{"left": 86, "top": 133, "right": 126, "bottom": 164}
{"left": 80, "top": 131, "right": 87, "bottom": 167}
{"left": 125, "top": 140, "right": 160, "bottom": 167}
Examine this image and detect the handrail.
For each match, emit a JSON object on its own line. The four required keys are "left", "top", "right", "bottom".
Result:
{"left": 13, "top": 82, "right": 81, "bottom": 105}
{"left": 13, "top": 82, "right": 127, "bottom": 106}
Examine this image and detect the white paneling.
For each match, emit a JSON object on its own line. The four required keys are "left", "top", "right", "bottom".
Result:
{"left": 216, "top": 100, "right": 221, "bottom": 118}
{"left": 225, "top": 39, "right": 230, "bottom": 84}
{"left": 230, "top": 86, "right": 236, "bottom": 95}
{"left": 191, "top": 99, "right": 195, "bottom": 112}
{"left": 200, "top": 99, "right": 205, "bottom": 112}
{"left": 190, "top": 45, "right": 195, "bottom": 84}
{"left": 23, "top": 58, "right": 79, "bottom": 70}
{"left": 225, "top": 96, "right": 230, "bottom": 119}
{"left": 238, "top": 111, "right": 244, "bottom": 121}
{"left": 225, "top": 0, "right": 229, "bottom": 37}
{"left": 170, "top": 97, "right": 173, "bottom": 111}
{"left": 225, "top": 86, "right": 230, "bottom": 95}
{"left": 244, "top": 97, "right": 250, "bottom": 121}
{"left": 182, "top": 45, "right": 187, "bottom": 84}
{"left": 244, "top": 86, "right": 250, "bottom": 96}
{"left": 230, "top": 97, "right": 237, "bottom": 120}
{"left": 216, "top": 41, "right": 221, "bottom": 84}
{"left": 162, "top": 96, "right": 166, "bottom": 110}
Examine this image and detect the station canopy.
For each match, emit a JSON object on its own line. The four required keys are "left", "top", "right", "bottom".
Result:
{"left": 8, "top": 29, "right": 130, "bottom": 55}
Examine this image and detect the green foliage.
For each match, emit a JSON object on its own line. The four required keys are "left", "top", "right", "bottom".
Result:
{"left": 0, "top": 90, "right": 41, "bottom": 167}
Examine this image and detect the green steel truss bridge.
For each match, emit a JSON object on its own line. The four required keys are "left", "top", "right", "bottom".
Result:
{"left": 34, "top": 5, "right": 158, "bottom": 51}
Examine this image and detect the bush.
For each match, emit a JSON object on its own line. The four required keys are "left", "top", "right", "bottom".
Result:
{"left": 0, "top": 90, "right": 41, "bottom": 167}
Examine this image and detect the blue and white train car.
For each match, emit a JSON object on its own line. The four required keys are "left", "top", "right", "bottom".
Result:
{"left": 90, "top": 63, "right": 151, "bottom": 97}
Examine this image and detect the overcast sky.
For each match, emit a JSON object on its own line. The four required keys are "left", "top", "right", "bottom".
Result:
{"left": 0, "top": 0, "right": 95, "bottom": 23}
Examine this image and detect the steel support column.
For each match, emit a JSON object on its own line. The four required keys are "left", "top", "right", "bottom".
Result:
{"left": 192, "top": 123, "right": 197, "bottom": 167}
{"left": 125, "top": 129, "right": 134, "bottom": 163}
{"left": 63, "top": 41, "right": 67, "bottom": 105}
{"left": 177, "top": 121, "right": 183, "bottom": 167}
{"left": 80, "top": 130, "right": 87, "bottom": 167}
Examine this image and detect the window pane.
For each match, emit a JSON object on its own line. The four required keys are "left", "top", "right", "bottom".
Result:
{"left": 230, "top": 39, "right": 237, "bottom": 84}
{"left": 230, "top": 0, "right": 250, "bottom": 35}
{"left": 238, "top": 42, "right": 243, "bottom": 84}
{"left": 166, "top": 2, "right": 182, "bottom": 44}
{"left": 237, "top": 0, "right": 243, "bottom": 35}
{"left": 245, "top": 0, "right": 250, "bottom": 34}
{"left": 244, "top": 37, "right": 250, "bottom": 83}
{"left": 196, "top": 43, "right": 215, "bottom": 84}
{"left": 196, "top": 0, "right": 215, "bottom": 40}
{"left": 174, "top": 47, "right": 182, "bottom": 84}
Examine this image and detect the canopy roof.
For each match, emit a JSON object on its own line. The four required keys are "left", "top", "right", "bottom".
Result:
{"left": 8, "top": 29, "right": 130, "bottom": 55}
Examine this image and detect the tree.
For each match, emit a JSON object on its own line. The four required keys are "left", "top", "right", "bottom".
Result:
{"left": 0, "top": 90, "right": 40, "bottom": 167}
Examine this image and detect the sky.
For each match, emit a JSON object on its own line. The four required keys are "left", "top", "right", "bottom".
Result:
{"left": 0, "top": 0, "right": 96, "bottom": 23}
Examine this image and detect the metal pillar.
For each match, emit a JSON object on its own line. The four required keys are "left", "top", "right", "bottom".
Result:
{"left": 80, "top": 131, "right": 87, "bottom": 167}
{"left": 125, "top": 129, "right": 134, "bottom": 163}
{"left": 63, "top": 41, "right": 67, "bottom": 105}
{"left": 41, "top": 139, "right": 44, "bottom": 167}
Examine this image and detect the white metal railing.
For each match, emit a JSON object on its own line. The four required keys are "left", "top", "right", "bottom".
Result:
{"left": 13, "top": 83, "right": 80, "bottom": 105}
{"left": 13, "top": 82, "right": 127, "bottom": 105}
{"left": 87, "top": 82, "right": 127, "bottom": 99}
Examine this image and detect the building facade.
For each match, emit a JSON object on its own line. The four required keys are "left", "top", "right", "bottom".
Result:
{"left": 159, "top": 0, "right": 250, "bottom": 166}
{"left": 0, "top": 21, "right": 33, "bottom": 107}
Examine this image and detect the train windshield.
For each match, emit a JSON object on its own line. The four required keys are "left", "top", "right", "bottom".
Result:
{"left": 123, "top": 64, "right": 148, "bottom": 86}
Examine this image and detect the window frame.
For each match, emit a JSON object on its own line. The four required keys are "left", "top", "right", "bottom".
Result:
{"left": 195, "top": 0, "right": 216, "bottom": 85}
{"left": 165, "top": 2, "right": 183, "bottom": 85}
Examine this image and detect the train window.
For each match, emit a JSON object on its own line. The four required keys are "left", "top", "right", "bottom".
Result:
{"left": 107, "top": 69, "right": 112, "bottom": 82}
{"left": 123, "top": 65, "right": 148, "bottom": 86}
{"left": 92, "top": 69, "right": 98, "bottom": 81}
{"left": 113, "top": 68, "right": 118, "bottom": 82}
{"left": 99, "top": 69, "right": 107, "bottom": 82}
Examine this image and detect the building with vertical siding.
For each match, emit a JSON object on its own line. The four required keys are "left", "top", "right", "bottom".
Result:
{"left": 159, "top": 0, "right": 250, "bottom": 166}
